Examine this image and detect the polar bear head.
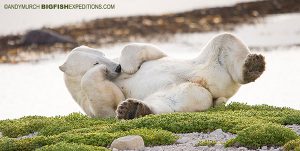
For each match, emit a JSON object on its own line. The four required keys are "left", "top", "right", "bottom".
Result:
{"left": 59, "top": 46, "right": 121, "bottom": 78}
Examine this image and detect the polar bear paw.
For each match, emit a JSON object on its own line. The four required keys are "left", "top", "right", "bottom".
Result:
{"left": 120, "top": 58, "right": 141, "bottom": 74}
{"left": 243, "top": 54, "right": 265, "bottom": 83}
{"left": 116, "top": 99, "right": 153, "bottom": 119}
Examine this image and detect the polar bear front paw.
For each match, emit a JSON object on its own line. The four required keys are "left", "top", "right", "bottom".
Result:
{"left": 116, "top": 99, "right": 152, "bottom": 119}
{"left": 243, "top": 54, "right": 265, "bottom": 83}
{"left": 120, "top": 59, "right": 141, "bottom": 74}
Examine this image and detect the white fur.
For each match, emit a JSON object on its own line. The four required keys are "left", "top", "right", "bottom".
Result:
{"left": 60, "top": 33, "right": 257, "bottom": 117}
{"left": 119, "top": 43, "right": 166, "bottom": 74}
{"left": 81, "top": 65, "right": 124, "bottom": 117}
{"left": 60, "top": 45, "right": 120, "bottom": 117}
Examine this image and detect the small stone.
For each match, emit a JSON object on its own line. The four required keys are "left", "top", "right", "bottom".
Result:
{"left": 209, "top": 129, "right": 225, "bottom": 139}
{"left": 214, "top": 144, "right": 224, "bottom": 149}
{"left": 17, "top": 132, "right": 38, "bottom": 140}
{"left": 197, "top": 146, "right": 209, "bottom": 150}
{"left": 238, "top": 147, "right": 248, "bottom": 151}
{"left": 261, "top": 146, "right": 268, "bottom": 150}
{"left": 112, "top": 148, "right": 118, "bottom": 151}
{"left": 176, "top": 137, "right": 190, "bottom": 144}
{"left": 110, "top": 135, "right": 145, "bottom": 150}
{"left": 210, "top": 129, "right": 223, "bottom": 135}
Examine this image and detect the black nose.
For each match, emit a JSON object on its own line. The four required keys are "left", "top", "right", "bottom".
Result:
{"left": 115, "top": 64, "right": 121, "bottom": 73}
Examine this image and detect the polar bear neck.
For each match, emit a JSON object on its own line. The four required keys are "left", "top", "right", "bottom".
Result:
{"left": 64, "top": 74, "right": 86, "bottom": 105}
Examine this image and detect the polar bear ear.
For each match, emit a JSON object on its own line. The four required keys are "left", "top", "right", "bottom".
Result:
{"left": 59, "top": 63, "right": 66, "bottom": 72}
{"left": 73, "top": 45, "right": 105, "bottom": 57}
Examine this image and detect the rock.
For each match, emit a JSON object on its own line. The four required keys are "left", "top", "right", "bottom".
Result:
{"left": 286, "top": 124, "right": 300, "bottom": 135}
{"left": 110, "top": 135, "right": 145, "bottom": 150}
{"left": 176, "top": 137, "right": 190, "bottom": 144}
{"left": 112, "top": 148, "right": 119, "bottom": 151}
{"left": 197, "top": 146, "right": 209, "bottom": 150}
{"left": 21, "top": 29, "right": 76, "bottom": 45}
{"left": 238, "top": 147, "right": 248, "bottom": 151}
{"left": 0, "top": 132, "right": 2, "bottom": 138}
{"left": 214, "top": 144, "right": 224, "bottom": 149}
{"left": 261, "top": 146, "right": 268, "bottom": 150}
{"left": 209, "top": 129, "right": 225, "bottom": 139}
{"left": 17, "top": 132, "right": 38, "bottom": 140}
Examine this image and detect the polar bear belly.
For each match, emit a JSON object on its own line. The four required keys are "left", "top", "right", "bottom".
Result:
{"left": 114, "top": 59, "right": 189, "bottom": 100}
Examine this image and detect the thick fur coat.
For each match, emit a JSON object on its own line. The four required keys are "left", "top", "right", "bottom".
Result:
{"left": 60, "top": 33, "right": 265, "bottom": 119}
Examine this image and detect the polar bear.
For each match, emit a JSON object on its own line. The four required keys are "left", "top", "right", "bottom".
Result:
{"left": 59, "top": 45, "right": 123, "bottom": 117}
{"left": 60, "top": 33, "right": 265, "bottom": 119}
{"left": 60, "top": 44, "right": 166, "bottom": 117}
{"left": 114, "top": 33, "right": 265, "bottom": 119}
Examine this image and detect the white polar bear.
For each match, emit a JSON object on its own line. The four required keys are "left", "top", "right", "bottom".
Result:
{"left": 60, "top": 33, "right": 265, "bottom": 119}
{"left": 59, "top": 44, "right": 165, "bottom": 117}
{"left": 59, "top": 45, "right": 123, "bottom": 117}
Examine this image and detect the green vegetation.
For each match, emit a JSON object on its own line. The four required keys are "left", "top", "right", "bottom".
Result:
{"left": 284, "top": 139, "right": 300, "bottom": 151}
{"left": 35, "top": 142, "right": 109, "bottom": 151}
{"left": 225, "top": 123, "right": 298, "bottom": 148}
{"left": 196, "top": 140, "right": 217, "bottom": 147}
{"left": 0, "top": 103, "right": 300, "bottom": 150}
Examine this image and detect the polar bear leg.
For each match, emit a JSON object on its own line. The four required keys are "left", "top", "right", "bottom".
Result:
{"left": 119, "top": 43, "right": 166, "bottom": 74}
{"left": 213, "top": 97, "right": 228, "bottom": 107}
{"left": 116, "top": 83, "right": 213, "bottom": 119}
{"left": 81, "top": 65, "right": 125, "bottom": 118}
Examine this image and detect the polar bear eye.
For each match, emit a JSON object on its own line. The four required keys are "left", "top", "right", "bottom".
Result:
{"left": 93, "top": 62, "right": 99, "bottom": 66}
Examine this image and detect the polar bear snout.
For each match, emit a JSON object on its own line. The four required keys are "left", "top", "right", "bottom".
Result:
{"left": 115, "top": 64, "right": 121, "bottom": 73}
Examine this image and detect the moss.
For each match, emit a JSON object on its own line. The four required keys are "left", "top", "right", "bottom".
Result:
{"left": 35, "top": 142, "right": 109, "bottom": 151}
{"left": 196, "top": 140, "right": 217, "bottom": 146}
{"left": 224, "top": 138, "right": 235, "bottom": 147}
{"left": 111, "top": 111, "right": 270, "bottom": 134}
{"left": 0, "top": 128, "right": 177, "bottom": 151}
{"left": 284, "top": 139, "right": 300, "bottom": 151}
{"left": 0, "top": 113, "right": 116, "bottom": 138}
{"left": 0, "top": 116, "right": 52, "bottom": 138}
{"left": 1, "top": 103, "right": 300, "bottom": 150}
{"left": 226, "top": 123, "right": 299, "bottom": 148}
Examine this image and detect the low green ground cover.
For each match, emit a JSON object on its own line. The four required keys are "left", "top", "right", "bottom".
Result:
{"left": 196, "top": 140, "right": 217, "bottom": 147}
{"left": 0, "top": 103, "right": 299, "bottom": 150}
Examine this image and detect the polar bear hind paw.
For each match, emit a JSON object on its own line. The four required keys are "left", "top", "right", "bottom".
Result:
{"left": 243, "top": 54, "right": 265, "bottom": 83}
{"left": 116, "top": 99, "right": 152, "bottom": 119}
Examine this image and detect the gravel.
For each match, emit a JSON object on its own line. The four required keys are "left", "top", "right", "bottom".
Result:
{"left": 286, "top": 124, "right": 300, "bottom": 135}
{"left": 144, "top": 126, "right": 300, "bottom": 151}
